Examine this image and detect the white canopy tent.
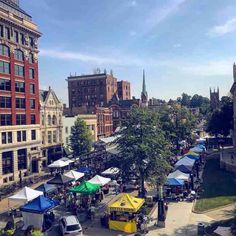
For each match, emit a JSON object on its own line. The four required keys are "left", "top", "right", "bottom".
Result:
{"left": 59, "top": 157, "right": 75, "bottom": 164}
{"left": 167, "top": 170, "right": 190, "bottom": 181}
{"left": 22, "top": 212, "right": 44, "bottom": 231}
{"left": 190, "top": 146, "right": 204, "bottom": 153}
{"left": 64, "top": 170, "right": 84, "bottom": 181}
{"left": 175, "top": 156, "right": 195, "bottom": 168}
{"left": 48, "top": 160, "right": 69, "bottom": 168}
{"left": 88, "top": 175, "right": 111, "bottom": 186}
{"left": 8, "top": 187, "right": 43, "bottom": 204}
{"left": 102, "top": 167, "right": 120, "bottom": 175}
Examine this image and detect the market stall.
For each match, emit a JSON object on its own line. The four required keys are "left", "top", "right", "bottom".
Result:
{"left": 101, "top": 167, "right": 120, "bottom": 178}
{"left": 64, "top": 170, "right": 84, "bottom": 181}
{"left": 35, "top": 184, "right": 58, "bottom": 197}
{"left": 108, "top": 194, "right": 144, "bottom": 233}
{"left": 48, "top": 160, "right": 69, "bottom": 168}
{"left": 20, "top": 195, "right": 59, "bottom": 231}
{"left": 167, "top": 170, "right": 190, "bottom": 181}
{"left": 47, "top": 174, "right": 73, "bottom": 186}
{"left": 88, "top": 175, "right": 111, "bottom": 186}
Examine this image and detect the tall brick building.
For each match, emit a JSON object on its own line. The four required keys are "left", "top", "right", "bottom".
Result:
{"left": 0, "top": 0, "right": 41, "bottom": 185}
{"left": 117, "top": 80, "right": 131, "bottom": 100}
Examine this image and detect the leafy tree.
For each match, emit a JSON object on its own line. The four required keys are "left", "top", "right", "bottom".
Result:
{"left": 177, "top": 93, "right": 192, "bottom": 107}
{"left": 69, "top": 117, "right": 92, "bottom": 157}
{"left": 114, "top": 107, "right": 171, "bottom": 197}
{"left": 207, "top": 96, "right": 233, "bottom": 137}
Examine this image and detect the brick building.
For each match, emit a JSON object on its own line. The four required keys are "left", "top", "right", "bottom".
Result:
{"left": 117, "top": 80, "right": 131, "bottom": 100}
{"left": 67, "top": 71, "right": 117, "bottom": 113}
{"left": 0, "top": 0, "right": 42, "bottom": 185}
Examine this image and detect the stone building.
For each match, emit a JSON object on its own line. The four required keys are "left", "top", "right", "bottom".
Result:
{"left": 117, "top": 80, "right": 131, "bottom": 100}
{"left": 63, "top": 115, "right": 98, "bottom": 149}
{"left": 210, "top": 87, "right": 220, "bottom": 110}
{"left": 0, "top": 0, "right": 42, "bottom": 185}
{"left": 39, "top": 87, "right": 63, "bottom": 165}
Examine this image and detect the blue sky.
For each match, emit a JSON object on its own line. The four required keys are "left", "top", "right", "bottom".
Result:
{"left": 21, "top": 0, "right": 236, "bottom": 104}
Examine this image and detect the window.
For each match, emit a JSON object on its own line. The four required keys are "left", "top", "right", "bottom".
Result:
{"left": 16, "top": 114, "right": 26, "bottom": 125}
{"left": 15, "top": 81, "right": 25, "bottom": 92}
{"left": 30, "top": 99, "right": 35, "bottom": 109}
{"left": 14, "top": 49, "right": 24, "bottom": 61}
{"left": 42, "top": 131, "right": 45, "bottom": 144}
{"left": 0, "top": 25, "right": 3, "bottom": 37}
{"left": 4, "top": 27, "right": 10, "bottom": 40}
{"left": 41, "top": 114, "right": 45, "bottom": 125}
{"left": 52, "top": 115, "right": 57, "bottom": 125}
{"left": 2, "top": 151, "right": 13, "bottom": 174}
{"left": 29, "top": 68, "right": 34, "bottom": 79}
{"left": 1, "top": 132, "right": 12, "bottom": 144}
{"left": 65, "top": 127, "right": 68, "bottom": 134}
{"left": 31, "top": 130, "right": 36, "bottom": 140}
{"left": 66, "top": 137, "right": 69, "bottom": 144}
{"left": 15, "top": 98, "right": 25, "bottom": 108}
{"left": 0, "top": 44, "right": 10, "bottom": 57}
{"left": 0, "top": 78, "right": 10, "bottom": 91}
{"left": 17, "top": 130, "right": 26, "bottom": 142}
{"left": 29, "top": 37, "right": 34, "bottom": 47}
{"left": 19, "top": 33, "right": 24, "bottom": 45}
{"left": 30, "top": 84, "right": 35, "bottom": 94}
{"left": 0, "top": 61, "right": 10, "bottom": 74}
{"left": 14, "top": 31, "right": 19, "bottom": 43}
{"left": 18, "top": 149, "right": 27, "bottom": 170}
{"left": 48, "top": 115, "right": 51, "bottom": 125}
{"left": 29, "top": 53, "right": 34, "bottom": 64}
{"left": 53, "top": 131, "right": 57, "bottom": 143}
{"left": 0, "top": 96, "right": 11, "bottom": 108}
{"left": 31, "top": 114, "right": 36, "bottom": 124}
{"left": 0, "top": 114, "right": 11, "bottom": 126}
{"left": 14, "top": 65, "right": 24, "bottom": 77}
{"left": 48, "top": 131, "right": 52, "bottom": 143}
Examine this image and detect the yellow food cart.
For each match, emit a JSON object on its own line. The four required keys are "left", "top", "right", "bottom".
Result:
{"left": 108, "top": 194, "right": 145, "bottom": 233}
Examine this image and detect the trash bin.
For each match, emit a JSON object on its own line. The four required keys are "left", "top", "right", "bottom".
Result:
{"left": 197, "top": 222, "right": 205, "bottom": 236}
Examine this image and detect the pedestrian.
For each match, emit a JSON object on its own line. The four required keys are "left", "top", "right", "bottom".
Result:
{"left": 90, "top": 205, "right": 96, "bottom": 220}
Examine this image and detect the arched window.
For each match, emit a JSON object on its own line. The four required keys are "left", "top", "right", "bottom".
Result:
{"left": 0, "top": 44, "right": 10, "bottom": 57}
{"left": 52, "top": 115, "right": 57, "bottom": 125}
{"left": 14, "top": 49, "right": 24, "bottom": 61}
{"left": 29, "top": 53, "right": 34, "bottom": 64}
{"left": 48, "top": 115, "right": 51, "bottom": 126}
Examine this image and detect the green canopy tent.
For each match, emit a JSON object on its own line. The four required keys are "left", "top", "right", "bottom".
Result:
{"left": 69, "top": 181, "right": 100, "bottom": 195}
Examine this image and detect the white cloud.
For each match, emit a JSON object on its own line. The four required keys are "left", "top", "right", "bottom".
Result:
{"left": 208, "top": 17, "right": 236, "bottom": 36}
{"left": 173, "top": 43, "right": 182, "bottom": 48}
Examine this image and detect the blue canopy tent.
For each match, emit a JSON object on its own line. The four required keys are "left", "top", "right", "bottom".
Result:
{"left": 20, "top": 196, "right": 59, "bottom": 231}
{"left": 184, "top": 155, "right": 200, "bottom": 161}
{"left": 175, "top": 164, "right": 192, "bottom": 173}
{"left": 77, "top": 166, "right": 92, "bottom": 175}
{"left": 35, "top": 184, "right": 57, "bottom": 195}
{"left": 166, "top": 178, "right": 184, "bottom": 186}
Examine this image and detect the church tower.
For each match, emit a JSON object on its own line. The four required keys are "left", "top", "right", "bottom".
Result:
{"left": 210, "top": 87, "right": 220, "bottom": 110}
{"left": 141, "top": 70, "right": 148, "bottom": 107}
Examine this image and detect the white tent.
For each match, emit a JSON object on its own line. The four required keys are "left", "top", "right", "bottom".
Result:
{"left": 167, "top": 170, "right": 190, "bottom": 181}
{"left": 64, "top": 170, "right": 84, "bottom": 181}
{"left": 59, "top": 157, "right": 75, "bottom": 164}
{"left": 48, "top": 160, "right": 69, "bottom": 168}
{"left": 88, "top": 175, "right": 111, "bottom": 186}
{"left": 22, "top": 212, "right": 44, "bottom": 231}
{"left": 190, "top": 146, "right": 204, "bottom": 153}
{"left": 8, "top": 187, "right": 43, "bottom": 203}
{"left": 175, "top": 156, "right": 195, "bottom": 168}
{"left": 102, "top": 167, "right": 120, "bottom": 175}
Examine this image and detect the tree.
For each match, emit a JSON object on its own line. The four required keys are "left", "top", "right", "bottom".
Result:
{"left": 69, "top": 117, "right": 92, "bottom": 157}
{"left": 177, "top": 93, "right": 192, "bottom": 107}
{"left": 206, "top": 96, "right": 233, "bottom": 137}
{"left": 114, "top": 107, "right": 171, "bottom": 197}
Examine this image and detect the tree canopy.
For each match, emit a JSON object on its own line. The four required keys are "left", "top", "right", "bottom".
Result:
{"left": 69, "top": 117, "right": 92, "bottom": 157}
{"left": 114, "top": 107, "right": 171, "bottom": 197}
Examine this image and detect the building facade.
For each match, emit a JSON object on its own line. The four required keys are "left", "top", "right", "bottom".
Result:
{"left": 67, "top": 71, "right": 117, "bottom": 112}
{"left": 95, "top": 106, "right": 113, "bottom": 138}
{"left": 117, "top": 80, "right": 131, "bottom": 100}
{"left": 40, "top": 87, "right": 63, "bottom": 165}
{"left": 0, "top": 0, "right": 42, "bottom": 185}
{"left": 63, "top": 114, "right": 98, "bottom": 148}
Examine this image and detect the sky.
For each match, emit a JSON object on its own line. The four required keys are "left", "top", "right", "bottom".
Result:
{"left": 20, "top": 0, "right": 236, "bottom": 104}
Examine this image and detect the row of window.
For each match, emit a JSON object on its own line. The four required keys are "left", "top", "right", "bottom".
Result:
{"left": 0, "top": 114, "right": 36, "bottom": 126}
{"left": 1, "top": 130, "right": 36, "bottom": 145}
{"left": 0, "top": 97, "right": 36, "bottom": 109}
{"left": 0, "top": 78, "right": 35, "bottom": 94}
{"left": 41, "top": 115, "right": 58, "bottom": 126}
{"left": 0, "top": 45, "right": 34, "bottom": 63}
{"left": 42, "top": 130, "right": 58, "bottom": 144}
{"left": 1, "top": 149, "right": 27, "bottom": 175}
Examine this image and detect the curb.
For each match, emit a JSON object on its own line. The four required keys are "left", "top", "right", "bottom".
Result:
{"left": 192, "top": 201, "right": 236, "bottom": 214}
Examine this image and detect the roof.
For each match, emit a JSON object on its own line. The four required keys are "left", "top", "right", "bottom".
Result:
{"left": 39, "top": 88, "right": 61, "bottom": 104}
{"left": 109, "top": 99, "right": 139, "bottom": 108}
{"left": 0, "top": 0, "right": 32, "bottom": 18}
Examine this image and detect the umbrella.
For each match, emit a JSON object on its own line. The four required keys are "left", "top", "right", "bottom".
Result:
{"left": 47, "top": 174, "right": 73, "bottom": 185}
{"left": 64, "top": 170, "right": 84, "bottom": 181}
{"left": 69, "top": 181, "right": 100, "bottom": 195}
{"left": 48, "top": 160, "right": 69, "bottom": 168}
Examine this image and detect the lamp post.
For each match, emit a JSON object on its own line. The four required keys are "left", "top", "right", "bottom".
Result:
{"left": 157, "top": 185, "right": 165, "bottom": 227}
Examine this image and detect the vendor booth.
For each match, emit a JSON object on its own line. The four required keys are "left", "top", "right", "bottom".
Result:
{"left": 175, "top": 156, "right": 195, "bottom": 169}
{"left": 20, "top": 195, "right": 59, "bottom": 231}
{"left": 108, "top": 194, "right": 144, "bottom": 233}
{"left": 88, "top": 175, "right": 111, "bottom": 186}
{"left": 47, "top": 174, "right": 73, "bottom": 186}
{"left": 77, "top": 166, "right": 92, "bottom": 175}
{"left": 102, "top": 167, "right": 120, "bottom": 176}
{"left": 48, "top": 160, "right": 69, "bottom": 168}
{"left": 70, "top": 181, "right": 100, "bottom": 195}
{"left": 167, "top": 170, "right": 190, "bottom": 181}
{"left": 35, "top": 184, "right": 57, "bottom": 196}
{"left": 190, "top": 146, "right": 204, "bottom": 153}
{"left": 175, "top": 164, "right": 193, "bottom": 173}
{"left": 64, "top": 170, "right": 84, "bottom": 181}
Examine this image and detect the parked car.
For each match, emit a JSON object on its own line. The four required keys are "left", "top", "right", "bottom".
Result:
{"left": 123, "top": 181, "right": 139, "bottom": 191}
{"left": 59, "top": 215, "right": 83, "bottom": 235}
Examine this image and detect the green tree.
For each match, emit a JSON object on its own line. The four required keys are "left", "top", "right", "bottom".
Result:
{"left": 177, "top": 93, "right": 192, "bottom": 107}
{"left": 114, "top": 107, "right": 171, "bottom": 197}
{"left": 69, "top": 118, "right": 92, "bottom": 157}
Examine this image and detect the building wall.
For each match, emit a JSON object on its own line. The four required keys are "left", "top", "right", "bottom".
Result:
{"left": 117, "top": 80, "right": 131, "bottom": 100}
{"left": 63, "top": 115, "right": 97, "bottom": 149}
{"left": 0, "top": 0, "right": 42, "bottom": 185}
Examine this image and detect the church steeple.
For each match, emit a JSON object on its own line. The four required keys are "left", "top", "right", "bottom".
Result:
{"left": 141, "top": 69, "right": 148, "bottom": 106}
{"left": 233, "top": 62, "right": 236, "bottom": 82}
